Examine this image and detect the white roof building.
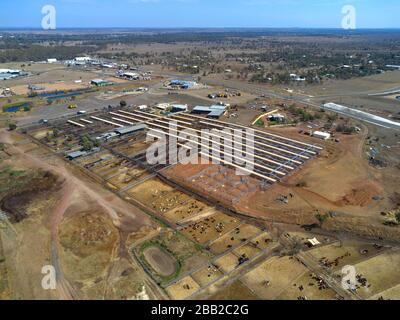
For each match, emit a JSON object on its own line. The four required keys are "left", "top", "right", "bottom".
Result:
{"left": 102, "top": 64, "right": 114, "bottom": 69}
{"left": 268, "top": 113, "right": 285, "bottom": 120}
{"left": 74, "top": 57, "right": 92, "bottom": 62}
{"left": 313, "top": 131, "right": 331, "bottom": 140}
{"left": 122, "top": 72, "right": 140, "bottom": 79}
{"left": 0, "top": 69, "right": 21, "bottom": 74}
{"left": 308, "top": 238, "right": 321, "bottom": 247}
{"left": 171, "top": 104, "right": 188, "bottom": 112}
{"left": 155, "top": 103, "right": 170, "bottom": 110}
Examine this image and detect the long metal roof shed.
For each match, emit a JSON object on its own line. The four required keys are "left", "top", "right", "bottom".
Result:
{"left": 208, "top": 109, "right": 225, "bottom": 118}
{"left": 192, "top": 106, "right": 213, "bottom": 114}
{"left": 66, "top": 150, "right": 88, "bottom": 160}
{"left": 114, "top": 124, "right": 148, "bottom": 136}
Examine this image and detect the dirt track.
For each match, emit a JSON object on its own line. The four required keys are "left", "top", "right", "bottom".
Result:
{"left": 143, "top": 246, "right": 177, "bottom": 277}
{"left": 0, "top": 129, "right": 165, "bottom": 300}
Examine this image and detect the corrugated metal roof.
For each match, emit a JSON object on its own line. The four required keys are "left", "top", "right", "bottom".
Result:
{"left": 208, "top": 109, "right": 225, "bottom": 117}
{"left": 114, "top": 124, "right": 147, "bottom": 135}
{"left": 193, "top": 106, "right": 212, "bottom": 112}
{"left": 210, "top": 105, "right": 227, "bottom": 110}
{"left": 67, "top": 151, "right": 87, "bottom": 159}
{"left": 171, "top": 104, "right": 188, "bottom": 110}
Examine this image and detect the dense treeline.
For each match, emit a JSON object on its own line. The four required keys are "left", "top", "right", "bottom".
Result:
{"left": 1, "top": 29, "right": 400, "bottom": 47}
{"left": 0, "top": 45, "right": 95, "bottom": 63}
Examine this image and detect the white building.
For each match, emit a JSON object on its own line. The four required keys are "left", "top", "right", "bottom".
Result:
{"left": 155, "top": 103, "right": 170, "bottom": 111}
{"left": 122, "top": 72, "right": 140, "bottom": 80}
{"left": 307, "top": 238, "right": 321, "bottom": 247}
{"left": 74, "top": 56, "right": 92, "bottom": 62}
{"left": 47, "top": 58, "right": 57, "bottom": 63}
{"left": 386, "top": 65, "right": 400, "bottom": 70}
{"left": 171, "top": 104, "right": 188, "bottom": 112}
{"left": 102, "top": 63, "right": 114, "bottom": 69}
{"left": 0, "top": 69, "right": 21, "bottom": 74}
{"left": 313, "top": 131, "right": 331, "bottom": 140}
{"left": 268, "top": 113, "right": 285, "bottom": 122}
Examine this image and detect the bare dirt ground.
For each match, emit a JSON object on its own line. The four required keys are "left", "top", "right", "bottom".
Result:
{"left": 165, "top": 275, "right": 200, "bottom": 300}
{"left": 240, "top": 256, "right": 307, "bottom": 300}
{"left": 235, "top": 125, "right": 400, "bottom": 241}
{"left": 157, "top": 115, "right": 400, "bottom": 242}
{"left": 0, "top": 129, "right": 165, "bottom": 300}
{"left": 177, "top": 86, "right": 257, "bottom": 106}
{"left": 136, "top": 229, "right": 209, "bottom": 280}
{"left": 143, "top": 246, "right": 177, "bottom": 277}
{"left": 347, "top": 249, "right": 400, "bottom": 300}
{"left": 209, "top": 280, "right": 259, "bottom": 300}
{"left": 304, "top": 71, "right": 400, "bottom": 97}
{"left": 181, "top": 212, "right": 241, "bottom": 245}
{"left": 277, "top": 271, "right": 338, "bottom": 300}
{"left": 3, "top": 67, "right": 99, "bottom": 94}
{"left": 164, "top": 163, "right": 262, "bottom": 206}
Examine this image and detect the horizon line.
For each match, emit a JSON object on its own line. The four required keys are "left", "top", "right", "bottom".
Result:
{"left": 1, "top": 27, "right": 400, "bottom": 31}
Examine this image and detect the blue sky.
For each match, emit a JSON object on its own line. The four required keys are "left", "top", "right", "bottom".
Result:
{"left": 0, "top": 0, "right": 399, "bottom": 29}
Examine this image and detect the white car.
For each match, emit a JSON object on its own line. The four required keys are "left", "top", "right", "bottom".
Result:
{"left": 77, "top": 110, "right": 87, "bottom": 115}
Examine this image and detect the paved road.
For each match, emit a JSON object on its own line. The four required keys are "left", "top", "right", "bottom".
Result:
{"left": 16, "top": 81, "right": 165, "bottom": 127}
{"left": 200, "top": 76, "right": 400, "bottom": 131}
{"left": 17, "top": 97, "right": 105, "bottom": 126}
{"left": 322, "top": 102, "right": 400, "bottom": 130}
{"left": 368, "top": 87, "right": 400, "bottom": 96}
{"left": 14, "top": 70, "right": 400, "bottom": 131}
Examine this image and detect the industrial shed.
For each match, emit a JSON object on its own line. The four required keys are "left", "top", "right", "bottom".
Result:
{"left": 192, "top": 105, "right": 227, "bottom": 118}
{"left": 192, "top": 106, "right": 212, "bottom": 114}
{"left": 91, "top": 79, "right": 111, "bottom": 87}
{"left": 208, "top": 109, "right": 225, "bottom": 119}
{"left": 66, "top": 150, "right": 88, "bottom": 160}
{"left": 114, "top": 124, "right": 148, "bottom": 136}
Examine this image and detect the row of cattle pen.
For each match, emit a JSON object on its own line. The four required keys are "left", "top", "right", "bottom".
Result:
{"left": 63, "top": 108, "right": 323, "bottom": 185}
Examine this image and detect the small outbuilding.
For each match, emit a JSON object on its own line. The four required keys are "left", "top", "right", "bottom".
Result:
{"left": 66, "top": 150, "right": 88, "bottom": 160}
{"left": 307, "top": 238, "right": 321, "bottom": 247}
{"left": 268, "top": 113, "right": 285, "bottom": 122}
{"left": 155, "top": 103, "right": 171, "bottom": 111}
{"left": 208, "top": 109, "right": 225, "bottom": 119}
{"left": 122, "top": 72, "right": 140, "bottom": 80}
{"left": 313, "top": 131, "right": 331, "bottom": 140}
{"left": 114, "top": 124, "right": 148, "bottom": 136}
{"left": 91, "top": 79, "right": 110, "bottom": 87}
{"left": 171, "top": 104, "right": 188, "bottom": 112}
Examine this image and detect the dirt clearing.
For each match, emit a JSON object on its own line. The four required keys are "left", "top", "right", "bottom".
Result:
{"left": 143, "top": 246, "right": 177, "bottom": 277}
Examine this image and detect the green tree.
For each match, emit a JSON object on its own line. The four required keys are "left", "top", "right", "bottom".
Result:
{"left": 395, "top": 212, "right": 400, "bottom": 224}
{"left": 316, "top": 213, "right": 328, "bottom": 225}
{"left": 80, "top": 134, "right": 94, "bottom": 151}
{"left": 53, "top": 128, "right": 59, "bottom": 138}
